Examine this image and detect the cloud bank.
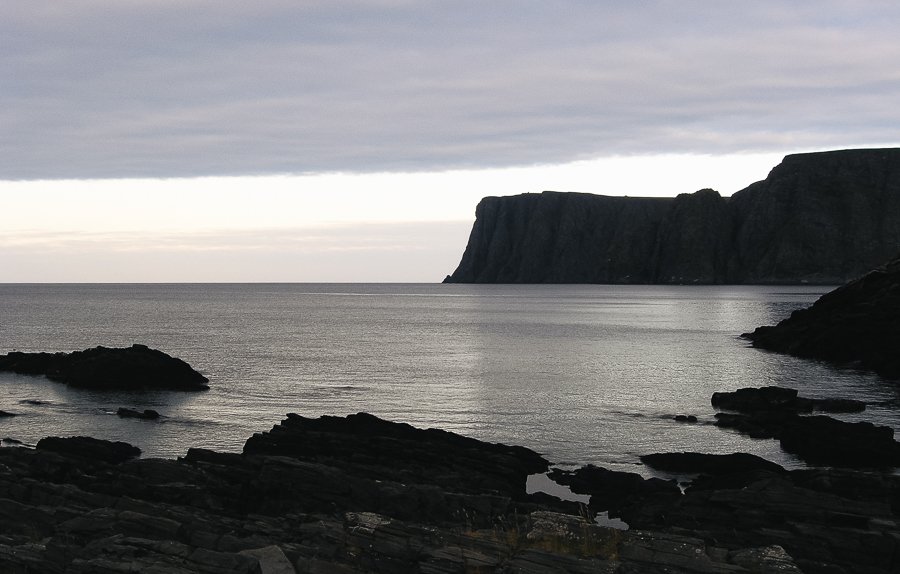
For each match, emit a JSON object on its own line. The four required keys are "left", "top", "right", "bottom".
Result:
{"left": 3, "top": 1, "right": 899, "bottom": 179}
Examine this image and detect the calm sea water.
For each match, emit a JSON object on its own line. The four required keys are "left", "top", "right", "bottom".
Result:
{"left": 1, "top": 284, "right": 898, "bottom": 474}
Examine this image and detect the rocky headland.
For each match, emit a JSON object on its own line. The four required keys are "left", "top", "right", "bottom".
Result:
{"left": 744, "top": 252, "right": 900, "bottom": 379}
{"left": 0, "top": 344, "right": 210, "bottom": 391}
{"left": 445, "top": 148, "right": 900, "bottom": 284}
{"left": 2, "top": 399, "right": 899, "bottom": 573}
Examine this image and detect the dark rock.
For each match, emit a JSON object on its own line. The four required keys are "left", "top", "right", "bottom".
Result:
{"left": 0, "top": 344, "right": 209, "bottom": 391}
{"left": 620, "top": 467, "right": 900, "bottom": 574}
{"left": 36, "top": 436, "right": 141, "bottom": 464}
{"left": 744, "top": 253, "right": 900, "bottom": 379}
{"left": 779, "top": 415, "right": 900, "bottom": 469}
{"left": 710, "top": 387, "right": 900, "bottom": 468}
{"left": 0, "top": 415, "right": 879, "bottom": 573}
{"left": 445, "top": 148, "right": 900, "bottom": 284}
{"left": 673, "top": 414, "right": 698, "bottom": 423}
{"left": 243, "top": 411, "right": 549, "bottom": 499}
{"left": 547, "top": 464, "right": 680, "bottom": 514}
{"left": 712, "top": 386, "right": 801, "bottom": 412}
{"left": 640, "top": 452, "right": 786, "bottom": 476}
{"left": 116, "top": 407, "right": 161, "bottom": 420}
{"left": 0, "top": 411, "right": 15, "bottom": 418}
{"left": 711, "top": 386, "right": 865, "bottom": 414}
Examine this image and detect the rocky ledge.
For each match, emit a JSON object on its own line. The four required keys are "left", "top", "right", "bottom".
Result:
{"left": 0, "top": 411, "right": 833, "bottom": 574}
{"left": 743, "top": 252, "right": 900, "bottom": 379}
{"left": 0, "top": 344, "right": 209, "bottom": 391}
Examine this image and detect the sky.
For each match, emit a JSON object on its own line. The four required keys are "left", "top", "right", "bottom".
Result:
{"left": 2, "top": 1, "right": 899, "bottom": 282}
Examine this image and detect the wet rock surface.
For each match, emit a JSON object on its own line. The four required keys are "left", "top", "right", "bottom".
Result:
{"left": 0, "top": 343, "right": 210, "bottom": 391}
{"left": 0, "top": 413, "right": 814, "bottom": 573}
{"left": 744, "top": 252, "right": 900, "bottom": 379}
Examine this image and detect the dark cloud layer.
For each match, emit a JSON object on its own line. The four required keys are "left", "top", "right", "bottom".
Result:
{"left": 2, "top": 1, "right": 898, "bottom": 179}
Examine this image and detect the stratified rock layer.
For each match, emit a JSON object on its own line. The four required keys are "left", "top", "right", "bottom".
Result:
{"left": 744, "top": 253, "right": 900, "bottom": 378}
{"left": 445, "top": 148, "right": 900, "bottom": 284}
{"left": 0, "top": 344, "right": 210, "bottom": 391}
{"left": 0, "top": 413, "right": 813, "bottom": 573}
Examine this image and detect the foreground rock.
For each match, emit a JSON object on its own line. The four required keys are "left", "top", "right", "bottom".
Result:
{"left": 445, "top": 148, "right": 900, "bottom": 284}
{"left": 744, "top": 252, "right": 900, "bottom": 379}
{"left": 547, "top": 464, "right": 680, "bottom": 516}
{"left": 0, "top": 413, "right": 811, "bottom": 573}
{"left": 711, "top": 386, "right": 900, "bottom": 468}
{"left": 622, "top": 465, "right": 900, "bottom": 574}
{"left": 0, "top": 344, "right": 210, "bottom": 391}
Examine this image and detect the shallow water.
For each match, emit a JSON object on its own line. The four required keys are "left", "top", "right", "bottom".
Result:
{"left": 1, "top": 283, "right": 898, "bottom": 473}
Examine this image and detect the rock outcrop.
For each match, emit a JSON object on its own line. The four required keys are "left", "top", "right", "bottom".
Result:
{"left": 445, "top": 148, "right": 900, "bottom": 284}
{"left": 744, "top": 253, "right": 900, "bottom": 378}
{"left": 0, "top": 412, "right": 813, "bottom": 573}
{"left": 0, "top": 344, "right": 210, "bottom": 391}
{"left": 710, "top": 386, "right": 900, "bottom": 468}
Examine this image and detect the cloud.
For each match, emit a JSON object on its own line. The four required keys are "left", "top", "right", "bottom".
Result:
{"left": 2, "top": 1, "right": 899, "bottom": 179}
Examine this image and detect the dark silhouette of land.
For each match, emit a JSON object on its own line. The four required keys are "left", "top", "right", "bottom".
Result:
{"left": 445, "top": 148, "right": 900, "bottom": 284}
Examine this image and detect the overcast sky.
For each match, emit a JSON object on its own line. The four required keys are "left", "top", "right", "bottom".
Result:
{"left": 2, "top": 1, "right": 898, "bottom": 281}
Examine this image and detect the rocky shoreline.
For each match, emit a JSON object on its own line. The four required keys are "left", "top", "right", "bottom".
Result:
{"left": 2, "top": 388, "right": 898, "bottom": 574}
{"left": 744, "top": 252, "right": 900, "bottom": 379}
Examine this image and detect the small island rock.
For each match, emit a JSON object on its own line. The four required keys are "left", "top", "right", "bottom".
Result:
{"left": 0, "top": 344, "right": 209, "bottom": 391}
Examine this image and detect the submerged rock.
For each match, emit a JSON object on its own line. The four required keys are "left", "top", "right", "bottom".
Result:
{"left": 0, "top": 344, "right": 209, "bottom": 391}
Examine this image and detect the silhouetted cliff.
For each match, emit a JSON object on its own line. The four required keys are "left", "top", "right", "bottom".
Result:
{"left": 445, "top": 148, "right": 900, "bottom": 284}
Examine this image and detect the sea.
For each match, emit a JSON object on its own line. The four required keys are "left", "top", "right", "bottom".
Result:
{"left": 1, "top": 283, "right": 898, "bottom": 475}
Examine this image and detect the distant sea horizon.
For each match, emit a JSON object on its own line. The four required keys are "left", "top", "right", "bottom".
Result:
{"left": 2, "top": 283, "right": 896, "bottom": 476}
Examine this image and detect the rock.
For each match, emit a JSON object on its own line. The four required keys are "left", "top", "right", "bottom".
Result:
{"left": 239, "top": 545, "right": 295, "bottom": 574}
{"left": 547, "top": 465, "right": 680, "bottom": 514}
{"left": 710, "top": 387, "right": 900, "bottom": 468}
{"left": 36, "top": 436, "right": 141, "bottom": 464}
{"left": 744, "top": 253, "right": 900, "bottom": 379}
{"left": 727, "top": 546, "right": 804, "bottom": 573}
{"left": 778, "top": 415, "right": 900, "bottom": 468}
{"left": 117, "top": 407, "right": 161, "bottom": 420}
{"left": 639, "top": 452, "right": 786, "bottom": 476}
{"left": 0, "top": 411, "right": 16, "bottom": 418}
{"left": 620, "top": 467, "right": 900, "bottom": 574}
{"left": 445, "top": 148, "right": 900, "bottom": 284}
{"left": 674, "top": 414, "right": 698, "bottom": 423}
{"left": 711, "top": 386, "right": 865, "bottom": 414}
{"left": 0, "top": 415, "right": 893, "bottom": 573}
{"left": 243, "top": 411, "right": 549, "bottom": 499}
{"left": 0, "top": 344, "right": 210, "bottom": 391}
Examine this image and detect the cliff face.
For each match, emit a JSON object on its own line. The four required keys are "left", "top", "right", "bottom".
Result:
{"left": 445, "top": 148, "right": 900, "bottom": 284}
